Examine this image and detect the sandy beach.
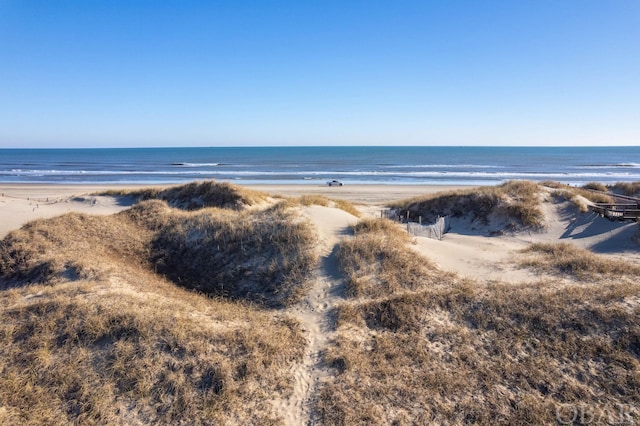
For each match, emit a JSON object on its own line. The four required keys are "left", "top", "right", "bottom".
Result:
{"left": 0, "top": 183, "right": 476, "bottom": 238}
{"left": 2, "top": 181, "right": 637, "bottom": 282}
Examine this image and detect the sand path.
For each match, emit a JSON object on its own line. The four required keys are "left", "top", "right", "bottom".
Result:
{"left": 273, "top": 205, "right": 357, "bottom": 425}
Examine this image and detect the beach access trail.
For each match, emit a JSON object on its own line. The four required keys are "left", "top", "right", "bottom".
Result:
{"left": 272, "top": 205, "right": 357, "bottom": 425}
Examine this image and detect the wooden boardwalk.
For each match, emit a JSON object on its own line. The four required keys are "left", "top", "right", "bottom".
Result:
{"left": 586, "top": 190, "right": 640, "bottom": 221}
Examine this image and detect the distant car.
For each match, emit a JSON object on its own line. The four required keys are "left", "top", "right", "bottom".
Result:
{"left": 327, "top": 179, "right": 344, "bottom": 187}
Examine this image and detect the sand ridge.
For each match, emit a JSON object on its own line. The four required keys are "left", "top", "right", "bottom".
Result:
{"left": 2, "top": 182, "right": 638, "bottom": 295}
{"left": 2, "top": 183, "right": 637, "bottom": 285}
{"left": 0, "top": 183, "right": 471, "bottom": 238}
{"left": 1, "top": 182, "right": 639, "bottom": 424}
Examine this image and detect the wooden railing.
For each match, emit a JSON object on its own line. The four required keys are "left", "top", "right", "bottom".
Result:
{"left": 585, "top": 189, "right": 640, "bottom": 221}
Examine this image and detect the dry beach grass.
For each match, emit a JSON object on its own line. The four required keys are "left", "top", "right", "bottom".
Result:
{"left": 0, "top": 180, "right": 639, "bottom": 424}
{"left": 318, "top": 214, "right": 640, "bottom": 425}
{"left": 0, "top": 182, "right": 313, "bottom": 424}
{"left": 390, "top": 180, "right": 546, "bottom": 231}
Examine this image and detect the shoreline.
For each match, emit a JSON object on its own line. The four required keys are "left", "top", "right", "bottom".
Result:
{"left": 0, "top": 182, "right": 479, "bottom": 202}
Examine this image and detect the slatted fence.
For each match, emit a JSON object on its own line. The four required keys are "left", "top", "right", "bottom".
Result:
{"left": 380, "top": 209, "right": 450, "bottom": 240}
{"left": 406, "top": 216, "right": 450, "bottom": 240}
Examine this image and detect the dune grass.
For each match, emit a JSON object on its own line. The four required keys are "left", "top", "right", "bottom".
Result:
{"left": 1, "top": 199, "right": 317, "bottom": 307}
{"left": 317, "top": 220, "right": 640, "bottom": 425}
{"left": 100, "top": 180, "right": 268, "bottom": 210}
{"left": 580, "top": 181, "right": 640, "bottom": 198}
{"left": 332, "top": 199, "right": 361, "bottom": 217}
{"left": 551, "top": 189, "right": 606, "bottom": 212}
{"left": 582, "top": 182, "right": 609, "bottom": 192}
{"left": 520, "top": 242, "right": 640, "bottom": 279}
{"left": 297, "top": 195, "right": 331, "bottom": 207}
{"left": 151, "top": 203, "right": 317, "bottom": 307}
{"left": 0, "top": 211, "right": 154, "bottom": 287}
{"left": 390, "top": 180, "right": 545, "bottom": 230}
{"left": 610, "top": 181, "right": 640, "bottom": 197}
{"left": 0, "top": 181, "right": 319, "bottom": 424}
{"left": 0, "top": 279, "right": 305, "bottom": 425}
{"left": 319, "top": 281, "right": 640, "bottom": 425}
{"left": 4, "top": 179, "right": 639, "bottom": 424}
{"left": 542, "top": 180, "right": 638, "bottom": 207}
{"left": 337, "top": 219, "right": 443, "bottom": 298}
{"left": 281, "top": 195, "right": 361, "bottom": 217}
{"left": 570, "top": 187, "right": 613, "bottom": 204}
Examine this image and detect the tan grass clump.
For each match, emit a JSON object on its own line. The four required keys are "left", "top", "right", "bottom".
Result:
{"left": 106, "top": 180, "right": 268, "bottom": 210}
{"left": 541, "top": 181, "right": 612, "bottom": 209}
{"left": 610, "top": 181, "right": 640, "bottom": 197}
{"left": 281, "top": 196, "right": 361, "bottom": 217}
{"left": 151, "top": 204, "right": 317, "bottom": 307}
{"left": 520, "top": 242, "right": 640, "bottom": 279}
{"left": 552, "top": 189, "right": 612, "bottom": 212}
{"left": 582, "top": 182, "right": 608, "bottom": 192}
{"left": 0, "top": 195, "right": 315, "bottom": 423}
{"left": 277, "top": 196, "right": 325, "bottom": 210}
{"left": 318, "top": 225, "right": 640, "bottom": 424}
{"left": 0, "top": 212, "right": 154, "bottom": 287}
{"left": 542, "top": 180, "right": 639, "bottom": 201}
{"left": 332, "top": 199, "right": 361, "bottom": 217}
{"left": 539, "top": 180, "right": 568, "bottom": 189}
{"left": 319, "top": 280, "right": 640, "bottom": 425}
{"left": 297, "top": 195, "right": 331, "bottom": 207}
{"left": 390, "top": 180, "right": 544, "bottom": 230}
{"left": 0, "top": 280, "right": 305, "bottom": 425}
{"left": 1, "top": 199, "right": 317, "bottom": 307}
{"left": 352, "top": 217, "right": 404, "bottom": 235}
{"left": 337, "top": 218, "right": 442, "bottom": 299}
{"left": 0, "top": 193, "right": 320, "bottom": 421}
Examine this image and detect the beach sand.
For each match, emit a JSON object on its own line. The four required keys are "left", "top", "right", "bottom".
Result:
{"left": 2, "top": 181, "right": 639, "bottom": 425}
{"left": 1, "top": 182, "right": 638, "bottom": 281}
{"left": 0, "top": 183, "right": 475, "bottom": 237}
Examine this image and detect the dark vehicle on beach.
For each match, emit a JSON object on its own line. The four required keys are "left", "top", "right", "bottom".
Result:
{"left": 327, "top": 180, "right": 344, "bottom": 186}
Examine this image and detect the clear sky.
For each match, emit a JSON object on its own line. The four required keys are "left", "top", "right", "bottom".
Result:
{"left": 0, "top": 0, "right": 638, "bottom": 148}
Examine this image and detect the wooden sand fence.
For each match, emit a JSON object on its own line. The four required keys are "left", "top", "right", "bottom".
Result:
{"left": 381, "top": 209, "right": 450, "bottom": 240}
{"left": 406, "top": 216, "right": 450, "bottom": 240}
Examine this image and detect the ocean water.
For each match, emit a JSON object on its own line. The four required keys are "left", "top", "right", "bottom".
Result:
{"left": 0, "top": 146, "right": 639, "bottom": 186}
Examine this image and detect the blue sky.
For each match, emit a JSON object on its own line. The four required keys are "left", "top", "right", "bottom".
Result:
{"left": 0, "top": 1, "right": 638, "bottom": 148}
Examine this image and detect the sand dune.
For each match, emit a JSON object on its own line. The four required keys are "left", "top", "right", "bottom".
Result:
{"left": 410, "top": 196, "right": 640, "bottom": 284}
{"left": 0, "top": 184, "right": 471, "bottom": 238}
{"left": 1, "top": 181, "right": 639, "bottom": 424}
{"left": 2, "top": 181, "right": 637, "bottom": 288}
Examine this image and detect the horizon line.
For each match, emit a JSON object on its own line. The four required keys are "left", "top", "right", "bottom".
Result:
{"left": 1, "top": 145, "right": 638, "bottom": 150}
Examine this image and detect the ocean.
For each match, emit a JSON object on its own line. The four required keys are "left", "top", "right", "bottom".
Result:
{"left": 0, "top": 146, "right": 639, "bottom": 186}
